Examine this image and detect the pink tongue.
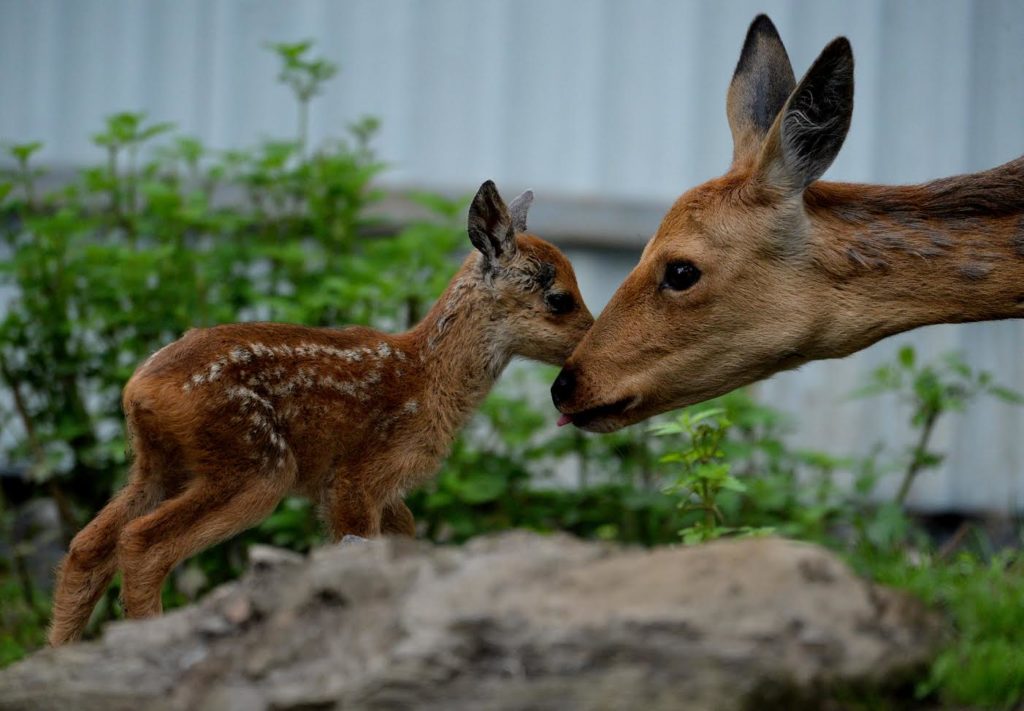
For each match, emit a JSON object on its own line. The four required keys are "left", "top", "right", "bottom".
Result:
{"left": 556, "top": 414, "right": 573, "bottom": 428}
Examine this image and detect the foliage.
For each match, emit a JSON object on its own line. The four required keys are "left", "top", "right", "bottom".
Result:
{"left": 859, "top": 547, "right": 1024, "bottom": 709}
{"left": 653, "top": 407, "right": 768, "bottom": 543}
{"left": 855, "top": 345, "right": 1024, "bottom": 504}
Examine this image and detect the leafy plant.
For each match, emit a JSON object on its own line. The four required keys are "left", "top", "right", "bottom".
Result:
{"left": 855, "top": 346, "right": 1024, "bottom": 504}
{"left": 654, "top": 408, "right": 744, "bottom": 543}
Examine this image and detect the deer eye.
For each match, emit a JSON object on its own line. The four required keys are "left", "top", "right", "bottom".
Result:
{"left": 545, "top": 292, "right": 575, "bottom": 315}
{"left": 662, "top": 261, "right": 701, "bottom": 291}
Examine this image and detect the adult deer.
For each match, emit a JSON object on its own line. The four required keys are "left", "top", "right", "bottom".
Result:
{"left": 552, "top": 15, "right": 1024, "bottom": 432}
{"left": 49, "top": 181, "right": 593, "bottom": 646}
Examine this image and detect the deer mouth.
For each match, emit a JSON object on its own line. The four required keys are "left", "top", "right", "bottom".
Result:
{"left": 558, "top": 396, "right": 639, "bottom": 433}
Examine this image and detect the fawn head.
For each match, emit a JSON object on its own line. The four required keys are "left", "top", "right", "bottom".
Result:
{"left": 553, "top": 16, "right": 855, "bottom": 431}
{"left": 466, "top": 181, "right": 593, "bottom": 365}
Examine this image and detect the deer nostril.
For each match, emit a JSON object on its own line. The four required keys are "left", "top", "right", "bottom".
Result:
{"left": 551, "top": 368, "right": 577, "bottom": 408}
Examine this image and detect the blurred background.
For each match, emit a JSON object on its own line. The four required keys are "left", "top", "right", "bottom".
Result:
{"left": 1, "top": 1, "right": 1024, "bottom": 695}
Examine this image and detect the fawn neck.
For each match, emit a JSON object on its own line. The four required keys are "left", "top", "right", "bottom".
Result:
{"left": 805, "top": 157, "right": 1024, "bottom": 357}
{"left": 405, "top": 257, "right": 511, "bottom": 443}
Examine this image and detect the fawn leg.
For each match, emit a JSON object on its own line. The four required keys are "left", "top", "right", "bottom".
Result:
{"left": 49, "top": 471, "right": 162, "bottom": 646}
{"left": 380, "top": 499, "right": 416, "bottom": 537}
{"left": 324, "top": 478, "right": 383, "bottom": 541}
{"left": 119, "top": 464, "right": 292, "bottom": 619}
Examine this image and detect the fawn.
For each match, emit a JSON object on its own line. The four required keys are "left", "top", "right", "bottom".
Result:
{"left": 49, "top": 181, "right": 593, "bottom": 646}
{"left": 553, "top": 14, "right": 1024, "bottom": 432}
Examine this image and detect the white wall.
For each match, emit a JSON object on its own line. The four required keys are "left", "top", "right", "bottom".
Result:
{"left": 2, "top": 0, "right": 1024, "bottom": 510}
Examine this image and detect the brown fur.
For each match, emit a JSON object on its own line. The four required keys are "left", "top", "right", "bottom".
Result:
{"left": 554, "top": 16, "right": 1024, "bottom": 433}
{"left": 49, "top": 183, "right": 593, "bottom": 646}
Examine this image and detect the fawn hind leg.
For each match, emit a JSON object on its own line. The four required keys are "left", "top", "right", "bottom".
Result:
{"left": 118, "top": 455, "right": 295, "bottom": 619}
{"left": 48, "top": 465, "right": 164, "bottom": 646}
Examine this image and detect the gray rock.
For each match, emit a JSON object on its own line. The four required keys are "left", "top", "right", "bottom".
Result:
{"left": 246, "top": 543, "right": 305, "bottom": 570}
{"left": 0, "top": 533, "right": 942, "bottom": 711}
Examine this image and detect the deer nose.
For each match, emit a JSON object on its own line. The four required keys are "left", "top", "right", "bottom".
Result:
{"left": 551, "top": 368, "right": 577, "bottom": 409}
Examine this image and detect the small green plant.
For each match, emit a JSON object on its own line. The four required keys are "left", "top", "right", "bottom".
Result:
{"left": 855, "top": 346, "right": 1024, "bottom": 504}
{"left": 653, "top": 407, "right": 768, "bottom": 543}
{"left": 267, "top": 40, "right": 339, "bottom": 155}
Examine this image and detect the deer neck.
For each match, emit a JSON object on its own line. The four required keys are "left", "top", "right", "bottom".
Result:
{"left": 404, "top": 257, "right": 512, "bottom": 442}
{"left": 805, "top": 157, "right": 1024, "bottom": 358}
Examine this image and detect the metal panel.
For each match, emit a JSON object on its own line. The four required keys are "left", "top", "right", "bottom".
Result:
{"left": 1, "top": 0, "right": 1023, "bottom": 510}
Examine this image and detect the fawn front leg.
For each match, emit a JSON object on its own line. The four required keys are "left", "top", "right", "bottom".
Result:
{"left": 381, "top": 499, "right": 416, "bottom": 537}
{"left": 325, "top": 479, "right": 382, "bottom": 541}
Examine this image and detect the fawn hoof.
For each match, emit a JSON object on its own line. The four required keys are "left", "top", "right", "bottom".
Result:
{"left": 341, "top": 535, "right": 369, "bottom": 545}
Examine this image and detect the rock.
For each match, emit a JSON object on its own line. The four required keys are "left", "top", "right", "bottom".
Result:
{"left": 0, "top": 533, "right": 942, "bottom": 711}
{"left": 246, "top": 544, "right": 305, "bottom": 570}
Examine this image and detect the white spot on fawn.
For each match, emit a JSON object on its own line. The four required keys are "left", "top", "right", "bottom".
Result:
{"left": 208, "top": 359, "right": 225, "bottom": 381}
{"left": 227, "top": 385, "right": 273, "bottom": 411}
{"left": 250, "top": 342, "right": 273, "bottom": 358}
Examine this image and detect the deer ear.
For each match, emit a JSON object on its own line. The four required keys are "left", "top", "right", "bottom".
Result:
{"left": 468, "top": 180, "right": 517, "bottom": 265}
{"left": 726, "top": 15, "right": 796, "bottom": 167}
{"left": 758, "top": 37, "right": 854, "bottom": 192}
{"left": 508, "top": 189, "right": 534, "bottom": 233}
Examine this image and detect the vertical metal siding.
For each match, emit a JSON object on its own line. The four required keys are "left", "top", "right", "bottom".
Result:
{"left": 2, "top": 0, "right": 1023, "bottom": 510}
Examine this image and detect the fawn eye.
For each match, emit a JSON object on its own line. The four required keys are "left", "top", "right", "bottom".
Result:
{"left": 545, "top": 292, "right": 575, "bottom": 315}
{"left": 662, "top": 261, "right": 701, "bottom": 291}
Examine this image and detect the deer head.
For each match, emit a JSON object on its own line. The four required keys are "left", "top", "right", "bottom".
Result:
{"left": 466, "top": 181, "right": 593, "bottom": 367}
{"left": 553, "top": 15, "right": 1024, "bottom": 432}
{"left": 550, "top": 17, "right": 852, "bottom": 431}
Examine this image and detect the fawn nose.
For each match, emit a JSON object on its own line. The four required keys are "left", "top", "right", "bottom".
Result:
{"left": 551, "top": 367, "right": 577, "bottom": 409}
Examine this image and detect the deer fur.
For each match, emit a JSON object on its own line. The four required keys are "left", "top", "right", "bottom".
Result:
{"left": 553, "top": 14, "right": 1024, "bottom": 432}
{"left": 49, "top": 181, "right": 593, "bottom": 646}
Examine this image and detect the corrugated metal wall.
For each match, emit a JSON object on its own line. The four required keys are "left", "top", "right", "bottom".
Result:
{"left": 2, "top": 0, "right": 1023, "bottom": 510}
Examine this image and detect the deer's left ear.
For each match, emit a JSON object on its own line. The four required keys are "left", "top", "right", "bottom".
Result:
{"left": 757, "top": 37, "right": 854, "bottom": 192}
{"left": 468, "top": 180, "right": 518, "bottom": 266}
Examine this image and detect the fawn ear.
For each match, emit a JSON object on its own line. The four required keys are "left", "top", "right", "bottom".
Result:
{"left": 468, "top": 180, "right": 517, "bottom": 265}
{"left": 727, "top": 15, "right": 796, "bottom": 167}
{"left": 757, "top": 37, "right": 854, "bottom": 192}
{"left": 508, "top": 189, "right": 534, "bottom": 233}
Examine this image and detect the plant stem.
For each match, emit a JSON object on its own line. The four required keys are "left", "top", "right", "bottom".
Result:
{"left": 107, "top": 145, "right": 121, "bottom": 218}
{"left": 18, "top": 159, "right": 36, "bottom": 209}
{"left": 704, "top": 507, "right": 716, "bottom": 531}
{"left": 298, "top": 97, "right": 310, "bottom": 159}
{"left": 896, "top": 409, "right": 939, "bottom": 506}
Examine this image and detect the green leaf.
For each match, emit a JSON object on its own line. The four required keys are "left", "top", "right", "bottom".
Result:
{"left": 8, "top": 141, "right": 43, "bottom": 163}
{"left": 898, "top": 345, "right": 916, "bottom": 368}
{"left": 454, "top": 469, "right": 509, "bottom": 504}
{"left": 989, "top": 385, "right": 1024, "bottom": 405}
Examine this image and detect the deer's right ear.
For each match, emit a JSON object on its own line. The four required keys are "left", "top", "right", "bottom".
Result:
{"left": 468, "top": 180, "right": 517, "bottom": 267}
{"left": 726, "top": 15, "right": 796, "bottom": 167}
